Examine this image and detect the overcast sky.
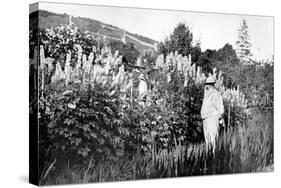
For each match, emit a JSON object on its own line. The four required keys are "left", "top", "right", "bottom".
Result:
{"left": 38, "top": 2, "right": 274, "bottom": 61}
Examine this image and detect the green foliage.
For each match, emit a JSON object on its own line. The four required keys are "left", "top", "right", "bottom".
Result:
{"left": 33, "top": 18, "right": 273, "bottom": 185}
{"left": 215, "top": 43, "right": 240, "bottom": 88}
{"left": 196, "top": 49, "right": 217, "bottom": 74}
{"left": 161, "top": 23, "right": 197, "bottom": 58}
{"left": 196, "top": 43, "right": 240, "bottom": 86}
{"left": 150, "top": 72, "right": 205, "bottom": 145}
{"left": 40, "top": 82, "right": 127, "bottom": 159}
{"left": 41, "top": 110, "right": 273, "bottom": 185}
{"left": 165, "top": 23, "right": 193, "bottom": 56}
{"left": 194, "top": 42, "right": 273, "bottom": 109}
{"left": 39, "top": 26, "right": 98, "bottom": 64}
{"left": 236, "top": 62, "right": 273, "bottom": 107}
{"left": 109, "top": 40, "right": 140, "bottom": 65}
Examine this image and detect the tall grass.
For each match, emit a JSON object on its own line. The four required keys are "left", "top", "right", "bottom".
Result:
{"left": 41, "top": 110, "right": 273, "bottom": 185}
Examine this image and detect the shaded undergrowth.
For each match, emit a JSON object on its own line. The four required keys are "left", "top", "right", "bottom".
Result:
{"left": 41, "top": 110, "right": 273, "bottom": 185}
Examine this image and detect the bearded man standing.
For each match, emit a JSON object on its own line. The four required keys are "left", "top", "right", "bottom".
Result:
{"left": 201, "top": 76, "right": 224, "bottom": 153}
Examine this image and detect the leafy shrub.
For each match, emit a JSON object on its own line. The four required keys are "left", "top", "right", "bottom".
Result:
{"left": 40, "top": 81, "right": 128, "bottom": 160}
{"left": 33, "top": 23, "right": 262, "bottom": 184}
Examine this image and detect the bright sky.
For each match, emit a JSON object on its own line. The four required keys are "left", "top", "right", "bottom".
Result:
{"left": 39, "top": 2, "right": 274, "bottom": 61}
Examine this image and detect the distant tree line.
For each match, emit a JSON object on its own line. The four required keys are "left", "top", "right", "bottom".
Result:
{"left": 156, "top": 21, "right": 273, "bottom": 107}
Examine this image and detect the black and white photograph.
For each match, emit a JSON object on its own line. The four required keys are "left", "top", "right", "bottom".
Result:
{"left": 29, "top": 2, "right": 274, "bottom": 186}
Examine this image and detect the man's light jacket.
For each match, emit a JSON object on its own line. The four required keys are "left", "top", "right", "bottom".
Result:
{"left": 201, "top": 89, "right": 224, "bottom": 120}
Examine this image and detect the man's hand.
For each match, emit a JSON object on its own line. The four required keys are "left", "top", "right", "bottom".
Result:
{"left": 219, "top": 116, "right": 225, "bottom": 127}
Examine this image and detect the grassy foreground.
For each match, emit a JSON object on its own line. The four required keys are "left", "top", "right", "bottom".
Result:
{"left": 41, "top": 109, "right": 273, "bottom": 185}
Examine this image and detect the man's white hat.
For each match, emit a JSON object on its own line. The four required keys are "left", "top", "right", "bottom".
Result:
{"left": 205, "top": 76, "right": 216, "bottom": 84}
{"left": 139, "top": 73, "right": 146, "bottom": 81}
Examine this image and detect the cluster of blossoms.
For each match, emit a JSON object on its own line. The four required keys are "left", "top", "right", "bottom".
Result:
{"left": 40, "top": 23, "right": 100, "bottom": 64}
{"left": 212, "top": 68, "right": 248, "bottom": 109}
{"left": 155, "top": 52, "right": 206, "bottom": 87}
{"left": 39, "top": 44, "right": 249, "bottom": 111}
{"left": 37, "top": 22, "right": 249, "bottom": 113}
{"left": 153, "top": 52, "right": 248, "bottom": 110}
{"left": 221, "top": 86, "right": 248, "bottom": 109}
{"left": 39, "top": 43, "right": 136, "bottom": 109}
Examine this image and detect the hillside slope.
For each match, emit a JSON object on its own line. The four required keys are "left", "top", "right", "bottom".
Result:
{"left": 30, "top": 10, "right": 158, "bottom": 53}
